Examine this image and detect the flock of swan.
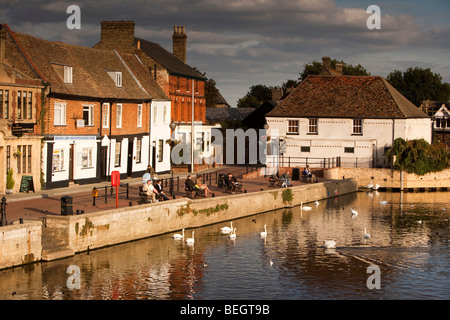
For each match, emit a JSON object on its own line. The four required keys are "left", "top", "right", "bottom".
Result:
{"left": 172, "top": 199, "right": 372, "bottom": 252}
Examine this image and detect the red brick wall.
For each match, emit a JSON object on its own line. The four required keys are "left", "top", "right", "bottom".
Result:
{"left": 169, "top": 75, "right": 205, "bottom": 123}
{"left": 44, "top": 98, "right": 150, "bottom": 136}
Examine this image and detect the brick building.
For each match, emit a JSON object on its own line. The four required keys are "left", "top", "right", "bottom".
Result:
{"left": 94, "top": 21, "right": 216, "bottom": 169}
{"left": 3, "top": 24, "right": 169, "bottom": 190}
{"left": 0, "top": 24, "right": 44, "bottom": 194}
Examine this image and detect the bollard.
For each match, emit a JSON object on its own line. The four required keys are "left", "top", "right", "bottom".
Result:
{"left": 212, "top": 193, "right": 215, "bottom": 197}
{"left": 92, "top": 187, "right": 98, "bottom": 206}
{"left": 244, "top": 190, "right": 247, "bottom": 193}
{"left": 80, "top": 210, "right": 85, "bottom": 214}
{"left": 19, "top": 218, "right": 23, "bottom": 224}
{"left": 129, "top": 201, "right": 132, "bottom": 206}
{"left": 76, "top": 209, "right": 80, "bottom": 215}
{"left": 0, "top": 197, "right": 7, "bottom": 226}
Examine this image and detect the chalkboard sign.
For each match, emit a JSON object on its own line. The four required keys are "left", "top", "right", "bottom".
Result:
{"left": 20, "top": 175, "right": 35, "bottom": 193}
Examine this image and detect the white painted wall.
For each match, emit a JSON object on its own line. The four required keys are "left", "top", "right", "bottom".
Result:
{"left": 149, "top": 100, "right": 172, "bottom": 173}
{"left": 266, "top": 117, "right": 432, "bottom": 167}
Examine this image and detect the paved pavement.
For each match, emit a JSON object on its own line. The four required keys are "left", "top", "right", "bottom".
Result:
{"left": 1, "top": 165, "right": 310, "bottom": 224}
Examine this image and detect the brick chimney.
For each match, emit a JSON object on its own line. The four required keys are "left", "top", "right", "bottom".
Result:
{"left": 100, "top": 21, "right": 135, "bottom": 53}
{"left": 172, "top": 26, "right": 187, "bottom": 63}
{"left": 336, "top": 63, "right": 343, "bottom": 74}
{"left": 322, "top": 56, "right": 331, "bottom": 70}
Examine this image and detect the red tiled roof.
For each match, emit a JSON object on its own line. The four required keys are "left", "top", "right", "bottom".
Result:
{"left": 267, "top": 75, "right": 429, "bottom": 119}
{"left": 11, "top": 30, "right": 168, "bottom": 101}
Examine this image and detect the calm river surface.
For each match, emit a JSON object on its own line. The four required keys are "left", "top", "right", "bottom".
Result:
{"left": 1, "top": 191, "right": 449, "bottom": 300}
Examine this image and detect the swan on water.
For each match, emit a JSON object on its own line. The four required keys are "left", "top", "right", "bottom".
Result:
{"left": 373, "top": 184, "right": 380, "bottom": 190}
{"left": 366, "top": 183, "right": 373, "bottom": 189}
{"left": 301, "top": 201, "right": 312, "bottom": 211}
{"left": 186, "top": 231, "right": 195, "bottom": 245}
{"left": 351, "top": 208, "right": 358, "bottom": 217}
{"left": 221, "top": 221, "right": 233, "bottom": 234}
{"left": 260, "top": 224, "right": 268, "bottom": 238}
{"left": 323, "top": 240, "right": 336, "bottom": 249}
{"left": 229, "top": 228, "right": 237, "bottom": 240}
{"left": 173, "top": 229, "right": 185, "bottom": 240}
{"left": 364, "top": 228, "right": 371, "bottom": 239}
{"left": 315, "top": 199, "right": 319, "bottom": 206}
{"left": 380, "top": 200, "right": 388, "bottom": 205}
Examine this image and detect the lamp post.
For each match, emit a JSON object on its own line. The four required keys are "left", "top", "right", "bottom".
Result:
{"left": 169, "top": 120, "right": 177, "bottom": 196}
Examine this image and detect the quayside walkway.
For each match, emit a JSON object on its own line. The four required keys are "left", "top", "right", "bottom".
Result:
{"left": 2, "top": 166, "right": 322, "bottom": 225}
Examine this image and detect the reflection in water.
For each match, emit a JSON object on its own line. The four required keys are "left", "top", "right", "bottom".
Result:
{"left": 0, "top": 191, "right": 448, "bottom": 300}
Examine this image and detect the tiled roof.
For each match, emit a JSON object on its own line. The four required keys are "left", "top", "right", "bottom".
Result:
{"left": 267, "top": 75, "right": 429, "bottom": 119}
{"left": 11, "top": 30, "right": 168, "bottom": 101}
{"left": 134, "top": 37, "right": 206, "bottom": 80}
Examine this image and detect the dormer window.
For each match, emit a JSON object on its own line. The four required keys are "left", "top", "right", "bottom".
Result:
{"left": 115, "top": 72, "right": 122, "bottom": 87}
{"left": 64, "top": 66, "right": 73, "bottom": 84}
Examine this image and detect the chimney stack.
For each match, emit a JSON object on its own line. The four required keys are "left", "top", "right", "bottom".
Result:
{"left": 172, "top": 26, "right": 187, "bottom": 63}
{"left": 322, "top": 56, "right": 331, "bottom": 70}
{"left": 336, "top": 63, "right": 343, "bottom": 74}
{"left": 100, "top": 21, "right": 135, "bottom": 53}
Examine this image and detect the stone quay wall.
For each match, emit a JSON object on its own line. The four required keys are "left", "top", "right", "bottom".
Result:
{"left": 0, "top": 179, "right": 357, "bottom": 270}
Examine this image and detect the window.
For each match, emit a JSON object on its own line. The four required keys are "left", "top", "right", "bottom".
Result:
{"left": 137, "top": 104, "right": 142, "bottom": 127}
{"left": 81, "top": 147, "right": 93, "bottom": 168}
{"left": 17, "top": 146, "right": 21, "bottom": 173}
{"left": 176, "top": 77, "right": 180, "bottom": 91}
{"left": 28, "top": 146, "right": 32, "bottom": 174}
{"left": 153, "top": 106, "right": 157, "bottom": 124}
{"left": 52, "top": 149, "right": 65, "bottom": 171}
{"left": 353, "top": 119, "right": 363, "bottom": 134}
{"left": 308, "top": 118, "right": 318, "bottom": 134}
{"left": 22, "top": 91, "right": 27, "bottom": 119}
{"left": 22, "top": 145, "right": 27, "bottom": 173}
{"left": 115, "top": 72, "right": 122, "bottom": 87}
{"left": 301, "top": 146, "right": 311, "bottom": 153}
{"left": 27, "top": 91, "right": 32, "bottom": 119}
{"left": 54, "top": 102, "right": 66, "bottom": 125}
{"left": 158, "top": 139, "right": 164, "bottom": 162}
{"left": 344, "top": 147, "right": 355, "bottom": 153}
{"left": 287, "top": 120, "right": 299, "bottom": 134}
{"left": 83, "top": 105, "right": 94, "bottom": 126}
{"left": 64, "top": 66, "right": 73, "bottom": 84}
{"left": 136, "top": 138, "right": 142, "bottom": 163}
{"left": 17, "top": 91, "right": 22, "bottom": 119}
{"left": 116, "top": 104, "right": 122, "bottom": 128}
{"left": 4, "top": 90, "right": 9, "bottom": 119}
{"left": 6, "top": 146, "right": 11, "bottom": 172}
{"left": 115, "top": 141, "right": 121, "bottom": 167}
{"left": 102, "top": 103, "right": 109, "bottom": 128}
{"left": 163, "top": 106, "right": 167, "bottom": 124}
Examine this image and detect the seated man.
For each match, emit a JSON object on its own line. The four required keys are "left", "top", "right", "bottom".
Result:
{"left": 142, "top": 179, "right": 157, "bottom": 202}
{"left": 225, "top": 173, "right": 238, "bottom": 194}
{"left": 154, "top": 179, "right": 170, "bottom": 201}
{"left": 185, "top": 175, "right": 197, "bottom": 190}
{"left": 280, "top": 171, "right": 291, "bottom": 187}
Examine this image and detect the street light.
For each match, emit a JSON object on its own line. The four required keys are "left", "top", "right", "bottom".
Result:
{"left": 169, "top": 120, "right": 177, "bottom": 197}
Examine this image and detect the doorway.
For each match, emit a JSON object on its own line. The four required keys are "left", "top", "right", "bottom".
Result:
{"left": 127, "top": 140, "right": 133, "bottom": 177}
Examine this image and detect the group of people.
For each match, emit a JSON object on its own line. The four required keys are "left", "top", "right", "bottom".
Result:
{"left": 141, "top": 166, "right": 170, "bottom": 203}
{"left": 271, "top": 165, "right": 317, "bottom": 187}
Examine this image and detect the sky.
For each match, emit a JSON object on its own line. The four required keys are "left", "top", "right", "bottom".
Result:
{"left": 1, "top": 0, "right": 450, "bottom": 107}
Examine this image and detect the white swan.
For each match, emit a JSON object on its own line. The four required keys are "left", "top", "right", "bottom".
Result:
{"left": 380, "top": 200, "right": 388, "bottom": 205}
{"left": 186, "top": 231, "right": 195, "bottom": 245}
{"left": 323, "top": 240, "right": 336, "bottom": 249}
{"left": 373, "top": 184, "right": 380, "bottom": 190}
{"left": 366, "top": 183, "right": 374, "bottom": 189}
{"left": 229, "top": 228, "right": 237, "bottom": 240}
{"left": 364, "top": 228, "right": 371, "bottom": 239}
{"left": 221, "top": 221, "right": 233, "bottom": 234}
{"left": 351, "top": 208, "right": 358, "bottom": 217}
{"left": 173, "top": 228, "right": 185, "bottom": 240}
{"left": 315, "top": 199, "right": 319, "bottom": 206}
{"left": 260, "top": 224, "right": 267, "bottom": 238}
{"left": 301, "top": 201, "right": 312, "bottom": 211}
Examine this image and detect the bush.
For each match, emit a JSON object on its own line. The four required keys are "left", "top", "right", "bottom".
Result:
{"left": 6, "top": 168, "right": 15, "bottom": 189}
{"left": 385, "top": 138, "right": 450, "bottom": 175}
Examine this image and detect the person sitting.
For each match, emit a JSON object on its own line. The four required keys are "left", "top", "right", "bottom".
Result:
{"left": 154, "top": 179, "right": 170, "bottom": 201}
{"left": 225, "top": 173, "right": 238, "bottom": 194}
{"left": 196, "top": 175, "right": 211, "bottom": 197}
{"left": 280, "top": 171, "right": 291, "bottom": 187}
{"left": 142, "top": 179, "right": 157, "bottom": 203}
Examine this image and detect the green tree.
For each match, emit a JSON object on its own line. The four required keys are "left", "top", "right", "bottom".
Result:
{"left": 237, "top": 84, "right": 273, "bottom": 108}
{"left": 386, "top": 67, "right": 450, "bottom": 107}
{"left": 299, "top": 59, "right": 370, "bottom": 81}
{"left": 204, "top": 78, "right": 219, "bottom": 108}
{"left": 385, "top": 138, "right": 450, "bottom": 176}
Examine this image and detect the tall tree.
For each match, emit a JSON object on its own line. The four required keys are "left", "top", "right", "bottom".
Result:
{"left": 386, "top": 67, "right": 450, "bottom": 107}
{"left": 299, "top": 59, "right": 370, "bottom": 81}
{"left": 237, "top": 84, "right": 273, "bottom": 108}
{"left": 205, "top": 78, "right": 219, "bottom": 108}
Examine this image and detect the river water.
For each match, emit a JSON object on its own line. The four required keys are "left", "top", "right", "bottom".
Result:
{"left": 1, "top": 191, "right": 449, "bottom": 300}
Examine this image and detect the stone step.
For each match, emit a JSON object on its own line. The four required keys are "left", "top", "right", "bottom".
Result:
{"left": 41, "top": 249, "right": 75, "bottom": 261}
